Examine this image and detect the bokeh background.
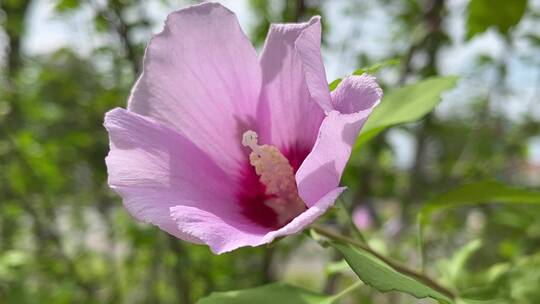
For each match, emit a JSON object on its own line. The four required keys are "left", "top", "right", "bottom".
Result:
{"left": 1, "top": 0, "right": 539, "bottom": 303}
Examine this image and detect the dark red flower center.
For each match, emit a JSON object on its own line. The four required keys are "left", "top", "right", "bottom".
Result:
{"left": 236, "top": 142, "right": 311, "bottom": 230}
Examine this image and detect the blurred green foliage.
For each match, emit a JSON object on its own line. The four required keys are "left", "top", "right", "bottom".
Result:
{"left": 198, "top": 282, "right": 332, "bottom": 304}
{"left": 355, "top": 76, "right": 458, "bottom": 148}
{"left": 1, "top": 0, "right": 539, "bottom": 303}
{"left": 467, "top": 0, "right": 528, "bottom": 39}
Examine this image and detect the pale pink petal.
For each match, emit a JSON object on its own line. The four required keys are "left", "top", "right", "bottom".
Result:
{"left": 296, "top": 75, "right": 382, "bottom": 206}
{"left": 331, "top": 74, "right": 383, "bottom": 114}
{"left": 128, "top": 2, "right": 261, "bottom": 175}
{"left": 257, "top": 17, "right": 326, "bottom": 152}
{"left": 170, "top": 205, "right": 268, "bottom": 254}
{"left": 171, "top": 187, "right": 345, "bottom": 254}
{"left": 104, "top": 108, "right": 239, "bottom": 242}
{"left": 295, "top": 16, "right": 333, "bottom": 111}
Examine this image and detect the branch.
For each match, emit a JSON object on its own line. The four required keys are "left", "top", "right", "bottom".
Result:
{"left": 311, "top": 224, "right": 455, "bottom": 300}
{"left": 90, "top": 0, "right": 141, "bottom": 74}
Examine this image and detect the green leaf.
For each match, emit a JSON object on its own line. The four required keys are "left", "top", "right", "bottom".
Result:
{"left": 419, "top": 181, "right": 540, "bottom": 225}
{"left": 466, "top": 0, "right": 527, "bottom": 39}
{"left": 329, "top": 78, "right": 342, "bottom": 91}
{"left": 417, "top": 182, "right": 540, "bottom": 301}
{"left": 331, "top": 242, "right": 454, "bottom": 304}
{"left": 197, "top": 282, "right": 332, "bottom": 304}
{"left": 355, "top": 76, "right": 458, "bottom": 149}
{"left": 438, "top": 240, "right": 483, "bottom": 290}
{"left": 325, "top": 259, "right": 349, "bottom": 276}
{"left": 328, "top": 58, "right": 400, "bottom": 91}
{"left": 525, "top": 34, "right": 540, "bottom": 47}
{"left": 353, "top": 58, "right": 400, "bottom": 75}
{"left": 54, "top": 0, "right": 80, "bottom": 12}
{"left": 457, "top": 299, "right": 508, "bottom": 304}
{"left": 457, "top": 252, "right": 540, "bottom": 303}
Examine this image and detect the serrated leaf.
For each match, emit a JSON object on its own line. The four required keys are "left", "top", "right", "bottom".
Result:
{"left": 197, "top": 282, "right": 332, "bottom": 304}
{"left": 466, "top": 0, "right": 527, "bottom": 39}
{"left": 355, "top": 76, "right": 458, "bottom": 149}
{"left": 331, "top": 242, "right": 454, "bottom": 304}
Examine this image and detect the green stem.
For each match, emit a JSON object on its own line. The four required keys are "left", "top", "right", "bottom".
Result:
{"left": 311, "top": 224, "right": 455, "bottom": 300}
{"left": 329, "top": 281, "right": 363, "bottom": 303}
{"left": 337, "top": 198, "right": 367, "bottom": 244}
{"left": 418, "top": 218, "right": 427, "bottom": 273}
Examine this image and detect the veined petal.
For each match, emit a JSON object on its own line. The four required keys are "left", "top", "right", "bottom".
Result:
{"left": 104, "top": 108, "right": 239, "bottom": 241}
{"left": 331, "top": 74, "right": 383, "bottom": 114}
{"left": 295, "top": 16, "right": 333, "bottom": 111}
{"left": 257, "top": 17, "right": 327, "bottom": 153}
{"left": 128, "top": 2, "right": 261, "bottom": 175}
{"left": 296, "top": 75, "right": 382, "bottom": 207}
{"left": 170, "top": 205, "right": 269, "bottom": 254}
{"left": 171, "top": 187, "right": 345, "bottom": 254}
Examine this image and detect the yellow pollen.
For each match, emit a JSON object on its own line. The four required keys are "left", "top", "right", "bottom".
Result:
{"left": 242, "top": 130, "right": 307, "bottom": 226}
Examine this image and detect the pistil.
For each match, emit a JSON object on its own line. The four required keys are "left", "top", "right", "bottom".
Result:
{"left": 242, "top": 130, "right": 307, "bottom": 226}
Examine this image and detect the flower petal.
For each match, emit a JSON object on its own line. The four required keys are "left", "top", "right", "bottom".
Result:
{"left": 170, "top": 205, "right": 268, "bottom": 254}
{"left": 295, "top": 16, "right": 333, "bottom": 111}
{"left": 171, "top": 187, "right": 345, "bottom": 254}
{"left": 128, "top": 2, "right": 261, "bottom": 174}
{"left": 331, "top": 74, "right": 383, "bottom": 114}
{"left": 104, "top": 108, "right": 239, "bottom": 242}
{"left": 296, "top": 75, "right": 382, "bottom": 206}
{"left": 262, "top": 187, "right": 345, "bottom": 242}
{"left": 257, "top": 17, "right": 327, "bottom": 152}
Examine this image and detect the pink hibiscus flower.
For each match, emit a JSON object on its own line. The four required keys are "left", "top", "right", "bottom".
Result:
{"left": 104, "top": 2, "right": 382, "bottom": 254}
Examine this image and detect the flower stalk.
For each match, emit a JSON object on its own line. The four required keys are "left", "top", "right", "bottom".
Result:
{"left": 328, "top": 280, "right": 363, "bottom": 302}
